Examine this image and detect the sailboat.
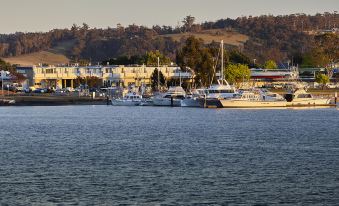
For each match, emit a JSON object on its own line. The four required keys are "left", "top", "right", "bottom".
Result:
{"left": 205, "top": 40, "right": 238, "bottom": 108}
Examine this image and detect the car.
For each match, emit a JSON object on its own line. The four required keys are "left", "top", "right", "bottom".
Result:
{"left": 33, "top": 88, "right": 46, "bottom": 93}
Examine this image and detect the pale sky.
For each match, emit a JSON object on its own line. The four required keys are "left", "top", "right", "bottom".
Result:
{"left": 0, "top": 0, "right": 338, "bottom": 34}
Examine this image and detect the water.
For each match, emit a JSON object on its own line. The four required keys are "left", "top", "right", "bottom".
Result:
{"left": 0, "top": 106, "right": 339, "bottom": 205}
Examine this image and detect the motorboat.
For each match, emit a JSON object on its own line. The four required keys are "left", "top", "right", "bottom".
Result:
{"left": 219, "top": 90, "right": 287, "bottom": 108}
{"left": 181, "top": 89, "right": 206, "bottom": 107}
{"left": 111, "top": 92, "right": 142, "bottom": 106}
{"left": 206, "top": 79, "right": 238, "bottom": 99}
{"left": 153, "top": 86, "right": 186, "bottom": 107}
{"left": 204, "top": 40, "right": 238, "bottom": 108}
{"left": 0, "top": 99, "right": 16, "bottom": 105}
{"left": 259, "top": 89, "right": 286, "bottom": 101}
{"left": 140, "top": 98, "right": 154, "bottom": 106}
{"left": 285, "top": 88, "right": 332, "bottom": 106}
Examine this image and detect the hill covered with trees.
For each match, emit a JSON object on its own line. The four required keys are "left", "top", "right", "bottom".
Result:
{"left": 0, "top": 13, "right": 338, "bottom": 66}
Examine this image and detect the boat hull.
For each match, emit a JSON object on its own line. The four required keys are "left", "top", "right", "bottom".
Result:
{"left": 111, "top": 100, "right": 141, "bottom": 106}
{"left": 153, "top": 98, "right": 182, "bottom": 107}
{"left": 287, "top": 98, "right": 332, "bottom": 106}
{"left": 220, "top": 99, "right": 287, "bottom": 108}
{"left": 181, "top": 98, "right": 204, "bottom": 107}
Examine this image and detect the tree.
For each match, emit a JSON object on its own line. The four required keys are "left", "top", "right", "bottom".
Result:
{"left": 224, "top": 63, "right": 251, "bottom": 85}
{"left": 301, "top": 48, "right": 331, "bottom": 68}
{"left": 263, "top": 60, "right": 278, "bottom": 69}
{"left": 150, "top": 68, "right": 165, "bottom": 91}
{"left": 229, "top": 50, "right": 251, "bottom": 65}
{"left": 145, "top": 51, "right": 171, "bottom": 66}
{"left": 176, "top": 36, "right": 215, "bottom": 86}
{"left": 182, "top": 15, "right": 195, "bottom": 32}
{"left": 315, "top": 73, "right": 329, "bottom": 89}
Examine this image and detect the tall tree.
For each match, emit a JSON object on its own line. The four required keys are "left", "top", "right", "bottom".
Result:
{"left": 150, "top": 68, "right": 165, "bottom": 91}
{"left": 182, "top": 15, "right": 195, "bottom": 32}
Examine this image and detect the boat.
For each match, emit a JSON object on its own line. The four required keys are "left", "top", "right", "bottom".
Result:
{"left": 140, "top": 98, "right": 154, "bottom": 106}
{"left": 285, "top": 88, "right": 332, "bottom": 106}
{"left": 206, "top": 79, "right": 238, "bottom": 99}
{"left": 0, "top": 99, "right": 16, "bottom": 105}
{"left": 219, "top": 90, "right": 287, "bottom": 108}
{"left": 181, "top": 89, "right": 206, "bottom": 107}
{"left": 204, "top": 40, "right": 238, "bottom": 108}
{"left": 111, "top": 92, "right": 142, "bottom": 106}
{"left": 259, "top": 89, "right": 286, "bottom": 101}
{"left": 153, "top": 86, "right": 186, "bottom": 107}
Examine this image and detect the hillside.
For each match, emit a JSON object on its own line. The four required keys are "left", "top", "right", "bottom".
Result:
{"left": 162, "top": 29, "right": 249, "bottom": 46}
{"left": 3, "top": 51, "right": 69, "bottom": 66}
{"left": 0, "top": 13, "right": 337, "bottom": 65}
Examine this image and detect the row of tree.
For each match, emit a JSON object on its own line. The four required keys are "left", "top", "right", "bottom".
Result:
{"left": 1, "top": 13, "right": 337, "bottom": 65}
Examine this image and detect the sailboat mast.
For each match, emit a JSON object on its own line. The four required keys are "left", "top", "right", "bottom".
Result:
{"left": 157, "top": 57, "right": 160, "bottom": 91}
{"left": 221, "top": 40, "right": 224, "bottom": 83}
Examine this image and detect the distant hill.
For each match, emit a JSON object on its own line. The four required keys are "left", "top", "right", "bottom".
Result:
{"left": 0, "top": 13, "right": 338, "bottom": 65}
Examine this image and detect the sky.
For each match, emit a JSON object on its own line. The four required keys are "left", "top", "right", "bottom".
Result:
{"left": 0, "top": 0, "right": 338, "bottom": 34}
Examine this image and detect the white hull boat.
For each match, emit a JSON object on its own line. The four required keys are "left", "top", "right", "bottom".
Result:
{"left": 285, "top": 89, "right": 332, "bottom": 106}
{"left": 220, "top": 90, "right": 287, "bottom": 108}
{"left": 220, "top": 99, "right": 287, "bottom": 108}
{"left": 111, "top": 99, "right": 141, "bottom": 106}
{"left": 111, "top": 92, "right": 142, "bottom": 106}
{"left": 153, "top": 86, "right": 186, "bottom": 107}
{"left": 181, "top": 97, "right": 204, "bottom": 107}
{"left": 153, "top": 98, "right": 182, "bottom": 107}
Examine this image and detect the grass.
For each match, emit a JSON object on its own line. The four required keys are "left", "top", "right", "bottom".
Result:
{"left": 162, "top": 29, "right": 249, "bottom": 46}
{"left": 2, "top": 40, "right": 75, "bottom": 66}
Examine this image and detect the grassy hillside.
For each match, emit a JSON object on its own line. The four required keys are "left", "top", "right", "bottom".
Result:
{"left": 162, "top": 29, "right": 249, "bottom": 46}
{"left": 2, "top": 40, "right": 75, "bottom": 66}
{"left": 3, "top": 51, "right": 69, "bottom": 66}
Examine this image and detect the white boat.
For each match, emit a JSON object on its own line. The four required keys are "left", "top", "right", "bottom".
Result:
{"left": 153, "top": 86, "right": 186, "bottom": 107}
{"left": 111, "top": 92, "right": 142, "bottom": 106}
{"left": 220, "top": 90, "right": 287, "bottom": 108}
{"left": 140, "top": 98, "right": 154, "bottom": 106}
{"left": 259, "top": 89, "right": 286, "bottom": 101}
{"left": 204, "top": 40, "right": 238, "bottom": 108}
{"left": 181, "top": 89, "right": 206, "bottom": 107}
{"left": 0, "top": 99, "right": 16, "bottom": 105}
{"left": 285, "top": 89, "right": 331, "bottom": 106}
{"left": 206, "top": 79, "right": 237, "bottom": 100}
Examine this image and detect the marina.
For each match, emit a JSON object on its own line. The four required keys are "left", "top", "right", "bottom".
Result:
{"left": 0, "top": 2, "right": 338, "bottom": 204}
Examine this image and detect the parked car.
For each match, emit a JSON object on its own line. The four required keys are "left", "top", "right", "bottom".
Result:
{"left": 34, "top": 88, "right": 46, "bottom": 93}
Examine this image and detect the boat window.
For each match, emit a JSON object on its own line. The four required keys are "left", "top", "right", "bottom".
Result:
{"left": 297, "top": 94, "right": 312, "bottom": 98}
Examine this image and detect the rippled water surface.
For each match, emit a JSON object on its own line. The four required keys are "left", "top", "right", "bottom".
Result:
{"left": 0, "top": 106, "right": 339, "bottom": 205}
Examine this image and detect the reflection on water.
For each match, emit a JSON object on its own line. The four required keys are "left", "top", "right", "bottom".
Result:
{"left": 0, "top": 106, "right": 339, "bottom": 205}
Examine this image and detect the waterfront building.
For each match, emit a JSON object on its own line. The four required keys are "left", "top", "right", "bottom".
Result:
{"left": 16, "top": 65, "right": 193, "bottom": 89}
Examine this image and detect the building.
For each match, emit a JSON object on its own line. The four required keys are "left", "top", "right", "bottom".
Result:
{"left": 16, "top": 65, "right": 193, "bottom": 89}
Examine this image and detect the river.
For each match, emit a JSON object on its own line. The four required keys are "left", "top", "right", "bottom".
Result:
{"left": 0, "top": 106, "right": 339, "bottom": 205}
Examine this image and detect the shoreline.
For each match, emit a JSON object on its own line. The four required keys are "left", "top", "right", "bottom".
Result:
{"left": 1, "top": 95, "right": 109, "bottom": 106}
